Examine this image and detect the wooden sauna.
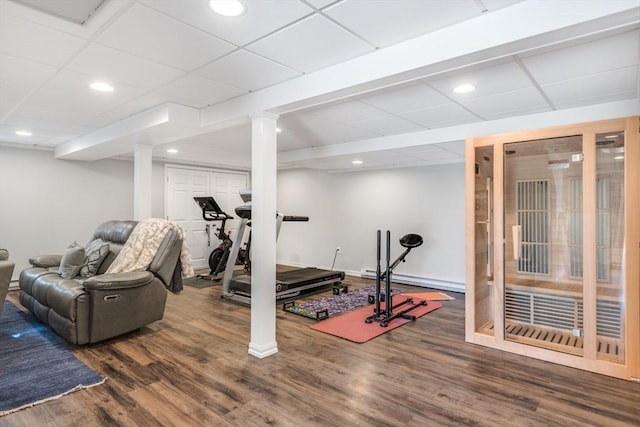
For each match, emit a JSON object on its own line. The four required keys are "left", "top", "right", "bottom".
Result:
{"left": 465, "top": 116, "right": 639, "bottom": 380}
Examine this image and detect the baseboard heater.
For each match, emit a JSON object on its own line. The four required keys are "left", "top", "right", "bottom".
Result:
{"left": 361, "top": 269, "right": 465, "bottom": 293}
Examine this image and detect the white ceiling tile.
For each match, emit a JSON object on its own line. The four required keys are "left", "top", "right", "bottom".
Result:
{"left": 142, "top": 0, "right": 313, "bottom": 47}
{"left": 541, "top": 67, "right": 638, "bottom": 108}
{"left": 96, "top": 3, "right": 235, "bottom": 71}
{"left": 521, "top": 30, "right": 640, "bottom": 85}
{"left": 432, "top": 140, "right": 465, "bottom": 155}
{"left": 247, "top": 15, "right": 373, "bottom": 73}
{"left": 398, "top": 102, "right": 479, "bottom": 128}
{"left": 67, "top": 43, "right": 184, "bottom": 90}
{"left": 11, "top": 103, "right": 92, "bottom": 129}
{"left": 156, "top": 75, "right": 247, "bottom": 107}
{"left": 459, "top": 87, "right": 550, "bottom": 120}
{"left": 12, "top": 0, "right": 107, "bottom": 25}
{"left": 100, "top": 93, "right": 169, "bottom": 121}
{"left": 0, "top": 52, "right": 57, "bottom": 86}
{"left": 0, "top": 14, "right": 85, "bottom": 67}
{"left": 280, "top": 112, "right": 375, "bottom": 144}
{"left": 358, "top": 81, "right": 452, "bottom": 114}
{"left": 306, "top": 0, "right": 338, "bottom": 9}
{"left": 5, "top": 110, "right": 86, "bottom": 133}
{"left": 325, "top": 0, "right": 480, "bottom": 48}
{"left": 154, "top": 125, "right": 252, "bottom": 168}
{"left": 482, "top": 0, "right": 525, "bottom": 11}
{"left": 278, "top": 112, "right": 331, "bottom": 133}
{"left": 196, "top": 50, "right": 301, "bottom": 91}
{"left": 349, "top": 114, "right": 423, "bottom": 135}
{"left": 27, "top": 70, "right": 146, "bottom": 116}
{"left": 428, "top": 60, "right": 533, "bottom": 100}
{"left": 392, "top": 145, "right": 462, "bottom": 161}
{"left": 292, "top": 150, "right": 416, "bottom": 171}
{"left": 309, "top": 125, "right": 377, "bottom": 145}
{"left": 305, "top": 99, "right": 387, "bottom": 123}
{"left": 0, "top": 123, "right": 54, "bottom": 144}
{"left": 307, "top": 0, "right": 342, "bottom": 9}
{"left": 0, "top": 79, "right": 31, "bottom": 116}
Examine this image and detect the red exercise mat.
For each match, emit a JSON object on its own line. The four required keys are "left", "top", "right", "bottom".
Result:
{"left": 310, "top": 296, "right": 442, "bottom": 343}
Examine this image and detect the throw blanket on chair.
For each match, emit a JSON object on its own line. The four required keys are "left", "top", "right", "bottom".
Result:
{"left": 106, "top": 218, "right": 194, "bottom": 293}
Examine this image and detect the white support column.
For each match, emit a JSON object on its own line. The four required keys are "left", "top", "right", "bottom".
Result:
{"left": 133, "top": 144, "right": 153, "bottom": 220}
{"left": 248, "top": 112, "right": 279, "bottom": 358}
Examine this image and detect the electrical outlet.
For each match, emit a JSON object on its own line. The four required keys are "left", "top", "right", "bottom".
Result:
{"left": 336, "top": 246, "right": 342, "bottom": 254}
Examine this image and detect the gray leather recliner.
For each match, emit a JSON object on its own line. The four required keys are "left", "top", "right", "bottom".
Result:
{"left": 0, "top": 248, "right": 16, "bottom": 319}
{"left": 19, "top": 220, "right": 183, "bottom": 345}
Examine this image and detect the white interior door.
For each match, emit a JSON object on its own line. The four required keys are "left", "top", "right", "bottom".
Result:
{"left": 167, "top": 168, "right": 210, "bottom": 270}
{"left": 166, "top": 166, "right": 249, "bottom": 271}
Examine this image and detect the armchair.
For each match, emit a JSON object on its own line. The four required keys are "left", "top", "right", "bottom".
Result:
{"left": 19, "top": 219, "right": 190, "bottom": 344}
{"left": 0, "top": 249, "right": 16, "bottom": 318}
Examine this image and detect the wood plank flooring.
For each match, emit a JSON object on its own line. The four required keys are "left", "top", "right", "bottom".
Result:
{"left": 2, "top": 275, "right": 639, "bottom": 427}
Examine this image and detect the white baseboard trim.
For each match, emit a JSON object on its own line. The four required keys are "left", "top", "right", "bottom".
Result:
{"left": 360, "top": 269, "right": 465, "bottom": 293}
{"left": 275, "top": 260, "right": 465, "bottom": 294}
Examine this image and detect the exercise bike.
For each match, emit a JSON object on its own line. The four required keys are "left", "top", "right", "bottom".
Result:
{"left": 193, "top": 197, "right": 246, "bottom": 281}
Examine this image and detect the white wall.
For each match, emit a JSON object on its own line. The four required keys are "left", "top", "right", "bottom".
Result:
{"left": 152, "top": 161, "right": 166, "bottom": 218}
{"left": 0, "top": 147, "right": 136, "bottom": 280}
{"left": 276, "top": 164, "right": 466, "bottom": 290}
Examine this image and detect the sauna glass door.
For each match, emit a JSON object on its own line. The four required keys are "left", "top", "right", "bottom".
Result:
{"left": 594, "top": 131, "right": 625, "bottom": 364}
{"left": 503, "top": 136, "right": 585, "bottom": 356}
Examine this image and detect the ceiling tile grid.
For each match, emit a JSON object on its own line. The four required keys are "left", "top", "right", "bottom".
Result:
{"left": 0, "top": 0, "right": 639, "bottom": 172}
{"left": 96, "top": 3, "right": 236, "bottom": 72}
{"left": 142, "top": 0, "right": 314, "bottom": 47}
{"left": 0, "top": 13, "right": 86, "bottom": 67}
{"left": 519, "top": 30, "right": 640, "bottom": 85}
{"left": 357, "top": 81, "right": 453, "bottom": 114}
{"left": 155, "top": 74, "right": 247, "bottom": 108}
{"left": 323, "top": 0, "right": 482, "bottom": 48}
{"left": 66, "top": 43, "right": 185, "bottom": 91}
{"left": 246, "top": 14, "right": 374, "bottom": 73}
{"left": 398, "top": 103, "right": 480, "bottom": 129}
{"left": 540, "top": 66, "right": 638, "bottom": 109}
{"left": 195, "top": 50, "right": 301, "bottom": 92}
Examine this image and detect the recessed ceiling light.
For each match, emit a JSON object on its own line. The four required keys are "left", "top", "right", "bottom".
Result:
{"left": 352, "top": 160, "right": 363, "bottom": 165}
{"left": 15, "top": 130, "right": 32, "bottom": 136}
{"left": 166, "top": 149, "right": 179, "bottom": 154}
{"left": 276, "top": 127, "right": 282, "bottom": 133}
{"left": 452, "top": 84, "right": 475, "bottom": 94}
{"left": 89, "top": 81, "right": 114, "bottom": 92}
{"left": 209, "top": 0, "right": 246, "bottom": 16}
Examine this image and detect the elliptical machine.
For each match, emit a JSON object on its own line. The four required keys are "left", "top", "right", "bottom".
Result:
{"left": 193, "top": 197, "right": 246, "bottom": 281}
{"left": 365, "top": 230, "right": 426, "bottom": 327}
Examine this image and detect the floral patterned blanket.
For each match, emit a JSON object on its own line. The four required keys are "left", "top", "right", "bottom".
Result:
{"left": 106, "top": 218, "right": 194, "bottom": 291}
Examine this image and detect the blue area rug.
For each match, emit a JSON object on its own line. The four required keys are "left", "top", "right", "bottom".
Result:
{"left": 0, "top": 301, "right": 105, "bottom": 416}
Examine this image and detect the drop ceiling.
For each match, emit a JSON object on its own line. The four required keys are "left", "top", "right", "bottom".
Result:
{"left": 0, "top": 0, "right": 639, "bottom": 172}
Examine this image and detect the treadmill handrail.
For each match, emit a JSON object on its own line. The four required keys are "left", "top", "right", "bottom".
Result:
{"left": 283, "top": 215, "right": 309, "bottom": 222}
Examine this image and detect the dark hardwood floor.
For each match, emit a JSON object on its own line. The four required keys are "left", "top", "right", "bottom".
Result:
{"left": 2, "top": 275, "right": 639, "bottom": 427}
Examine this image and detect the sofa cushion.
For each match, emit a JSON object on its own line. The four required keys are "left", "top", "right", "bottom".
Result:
{"left": 80, "top": 238, "right": 110, "bottom": 278}
{"left": 59, "top": 243, "right": 86, "bottom": 279}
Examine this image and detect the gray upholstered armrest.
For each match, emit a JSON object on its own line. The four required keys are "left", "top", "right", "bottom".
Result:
{"left": 0, "top": 249, "right": 8, "bottom": 261}
{"left": 29, "top": 254, "right": 63, "bottom": 268}
{"left": 83, "top": 271, "right": 155, "bottom": 291}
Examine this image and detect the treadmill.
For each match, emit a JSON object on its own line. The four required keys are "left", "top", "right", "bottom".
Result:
{"left": 221, "top": 191, "right": 345, "bottom": 305}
